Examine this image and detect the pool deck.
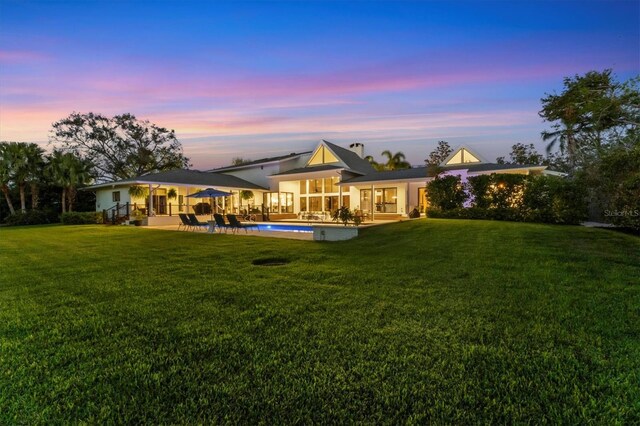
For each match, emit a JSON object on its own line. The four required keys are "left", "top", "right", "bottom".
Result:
{"left": 143, "top": 219, "right": 403, "bottom": 240}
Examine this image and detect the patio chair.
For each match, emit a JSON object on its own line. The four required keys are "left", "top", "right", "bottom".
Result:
{"left": 226, "top": 214, "right": 259, "bottom": 234}
{"left": 187, "top": 213, "right": 209, "bottom": 231}
{"left": 213, "top": 213, "right": 231, "bottom": 233}
{"left": 178, "top": 213, "right": 192, "bottom": 231}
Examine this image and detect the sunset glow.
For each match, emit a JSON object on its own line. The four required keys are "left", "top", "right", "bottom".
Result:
{"left": 1, "top": 1, "right": 638, "bottom": 169}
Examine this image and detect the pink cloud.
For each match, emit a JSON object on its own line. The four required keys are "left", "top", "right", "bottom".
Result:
{"left": 0, "top": 50, "right": 47, "bottom": 63}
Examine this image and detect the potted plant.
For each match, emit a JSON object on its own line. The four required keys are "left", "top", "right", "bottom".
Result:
{"left": 131, "top": 209, "right": 145, "bottom": 226}
{"left": 331, "top": 206, "right": 362, "bottom": 226}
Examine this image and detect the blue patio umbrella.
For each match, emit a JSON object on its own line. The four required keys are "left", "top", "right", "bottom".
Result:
{"left": 187, "top": 188, "right": 233, "bottom": 216}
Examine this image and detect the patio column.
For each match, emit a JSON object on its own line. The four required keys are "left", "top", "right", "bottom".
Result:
{"left": 371, "top": 183, "right": 375, "bottom": 221}
{"left": 148, "top": 183, "right": 154, "bottom": 216}
{"left": 405, "top": 184, "right": 410, "bottom": 216}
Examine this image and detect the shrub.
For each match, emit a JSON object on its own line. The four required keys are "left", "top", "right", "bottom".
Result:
{"left": 427, "top": 175, "right": 587, "bottom": 225}
{"left": 3, "top": 210, "right": 53, "bottom": 226}
{"left": 426, "top": 175, "right": 468, "bottom": 210}
{"left": 193, "top": 202, "right": 212, "bottom": 215}
{"left": 60, "top": 211, "right": 103, "bottom": 225}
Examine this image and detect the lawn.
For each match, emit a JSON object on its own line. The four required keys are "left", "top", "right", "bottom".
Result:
{"left": 1, "top": 220, "right": 638, "bottom": 423}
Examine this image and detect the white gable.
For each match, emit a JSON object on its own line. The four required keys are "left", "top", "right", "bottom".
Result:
{"left": 443, "top": 147, "right": 483, "bottom": 166}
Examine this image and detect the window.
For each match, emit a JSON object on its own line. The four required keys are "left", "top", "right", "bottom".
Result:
{"left": 418, "top": 188, "right": 427, "bottom": 212}
{"left": 263, "top": 192, "right": 280, "bottom": 213}
{"left": 309, "top": 196, "right": 322, "bottom": 211}
{"left": 383, "top": 188, "right": 397, "bottom": 213}
{"left": 360, "top": 189, "right": 372, "bottom": 213}
{"left": 309, "top": 179, "right": 323, "bottom": 193}
{"left": 324, "top": 177, "right": 339, "bottom": 193}
{"left": 341, "top": 195, "right": 350, "bottom": 208}
{"left": 299, "top": 180, "right": 307, "bottom": 195}
{"left": 325, "top": 196, "right": 339, "bottom": 212}
{"left": 178, "top": 195, "right": 184, "bottom": 211}
{"left": 263, "top": 192, "right": 293, "bottom": 213}
{"left": 308, "top": 145, "right": 339, "bottom": 165}
{"left": 280, "top": 192, "right": 293, "bottom": 213}
{"left": 445, "top": 148, "right": 481, "bottom": 165}
{"left": 112, "top": 191, "right": 120, "bottom": 202}
{"left": 300, "top": 197, "right": 307, "bottom": 212}
{"left": 373, "top": 187, "right": 397, "bottom": 213}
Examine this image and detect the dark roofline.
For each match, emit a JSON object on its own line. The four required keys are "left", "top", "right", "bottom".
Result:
{"left": 341, "top": 163, "right": 548, "bottom": 184}
{"left": 210, "top": 151, "right": 312, "bottom": 172}
{"left": 84, "top": 169, "right": 267, "bottom": 191}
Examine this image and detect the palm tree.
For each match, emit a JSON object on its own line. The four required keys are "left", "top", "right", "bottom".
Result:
{"left": 381, "top": 150, "right": 411, "bottom": 170}
{"left": 364, "top": 155, "right": 385, "bottom": 171}
{"left": 1, "top": 142, "right": 45, "bottom": 212}
{"left": 47, "top": 151, "right": 93, "bottom": 213}
{"left": 0, "top": 143, "right": 16, "bottom": 215}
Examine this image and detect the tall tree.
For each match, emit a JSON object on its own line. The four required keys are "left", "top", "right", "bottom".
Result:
{"left": 425, "top": 141, "right": 453, "bottom": 166}
{"left": 47, "top": 151, "right": 93, "bottom": 213}
{"left": 0, "top": 142, "right": 45, "bottom": 212}
{"left": 0, "top": 143, "right": 16, "bottom": 215}
{"left": 364, "top": 155, "right": 385, "bottom": 171}
{"left": 50, "top": 112, "right": 191, "bottom": 182}
{"left": 496, "top": 143, "right": 544, "bottom": 165}
{"left": 381, "top": 150, "right": 411, "bottom": 170}
{"left": 539, "top": 70, "right": 640, "bottom": 168}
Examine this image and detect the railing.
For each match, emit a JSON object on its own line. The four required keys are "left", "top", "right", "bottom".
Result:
{"left": 103, "top": 202, "right": 268, "bottom": 223}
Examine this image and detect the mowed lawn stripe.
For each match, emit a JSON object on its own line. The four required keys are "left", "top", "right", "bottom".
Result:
{"left": 0, "top": 220, "right": 638, "bottom": 423}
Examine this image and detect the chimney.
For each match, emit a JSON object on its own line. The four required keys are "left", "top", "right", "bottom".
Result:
{"left": 349, "top": 142, "right": 365, "bottom": 158}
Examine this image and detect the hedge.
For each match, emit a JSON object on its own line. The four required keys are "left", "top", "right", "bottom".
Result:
{"left": 426, "top": 174, "right": 588, "bottom": 225}
{"left": 60, "top": 211, "right": 103, "bottom": 225}
{"left": 3, "top": 210, "right": 56, "bottom": 226}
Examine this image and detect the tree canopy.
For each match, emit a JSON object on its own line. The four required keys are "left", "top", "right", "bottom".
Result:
{"left": 496, "top": 143, "right": 544, "bottom": 165}
{"left": 425, "top": 141, "right": 453, "bottom": 166}
{"left": 50, "top": 112, "right": 191, "bottom": 182}
{"left": 539, "top": 69, "right": 639, "bottom": 167}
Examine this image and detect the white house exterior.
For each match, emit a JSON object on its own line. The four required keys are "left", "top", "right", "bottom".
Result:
{"left": 87, "top": 141, "right": 556, "bottom": 225}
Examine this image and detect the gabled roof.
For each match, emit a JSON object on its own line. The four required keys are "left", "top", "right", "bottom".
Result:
{"left": 321, "top": 140, "right": 375, "bottom": 174}
{"left": 270, "top": 164, "right": 343, "bottom": 177}
{"left": 340, "top": 163, "right": 548, "bottom": 184}
{"left": 210, "top": 151, "right": 312, "bottom": 172}
{"left": 85, "top": 169, "right": 267, "bottom": 190}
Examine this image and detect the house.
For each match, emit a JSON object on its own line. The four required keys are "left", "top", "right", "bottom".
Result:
{"left": 87, "top": 141, "right": 556, "bottom": 225}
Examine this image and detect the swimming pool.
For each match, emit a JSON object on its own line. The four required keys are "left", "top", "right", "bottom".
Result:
{"left": 257, "top": 224, "right": 313, "bottom": 233}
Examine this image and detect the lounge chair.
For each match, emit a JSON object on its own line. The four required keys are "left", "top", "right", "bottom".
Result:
{"left": 213, "top": 213, "right": 231, "bottom": 233}
{"left": 226, "top": 214, "right": 259, "bottom": 234}
{"left": 178, "top": 213, "right": 192, "bottom": 231}
{"left": 187, "top": 213, "right": 209, "bottom": 231}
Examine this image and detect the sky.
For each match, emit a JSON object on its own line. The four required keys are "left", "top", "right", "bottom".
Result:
{"left": 0, "top": 0, "right": 638, "bottom": 169}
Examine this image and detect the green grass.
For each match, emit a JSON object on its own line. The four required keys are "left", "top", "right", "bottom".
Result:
{"left": 1, "top": 220, "right": 639, "bottom": 423}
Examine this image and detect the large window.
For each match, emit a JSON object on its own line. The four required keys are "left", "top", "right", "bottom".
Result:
{"left": 299, "top": 180, "right": 307, "bottom": 195}
{"left": 300, "top": 197, "right": 307, "bottom": 212}
{"left": 324, "top": 177, "right": 339, "bottom": 193}
{"left": 418, "top": 188, "right": 427, "bottom": 212}
{"left": 309, "top": 196, "right": 322, "bottom": 211}
{"left": 308, "top": 146, "right": 339, "bottom": 165}
{"left": 360, "top": 189, "right": 372, "bottom": 213}
{"left": 324, "top": 196, "right": 339, "bottom": 212}
{"left": 280, "top": 193, "right": 293, "bottom": 213}
{"left": 263, "top": 192, "right": 294, "bottom": 213}
{"left": 309, "top": 179, "right": 323, "bottom": 193}
{"left": 374, "top": 187, "right": 397, "bottom": 213}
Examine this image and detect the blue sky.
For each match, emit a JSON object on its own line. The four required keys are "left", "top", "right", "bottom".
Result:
{"left": 1, "top": 0, "right": 638, "bottom": 168}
